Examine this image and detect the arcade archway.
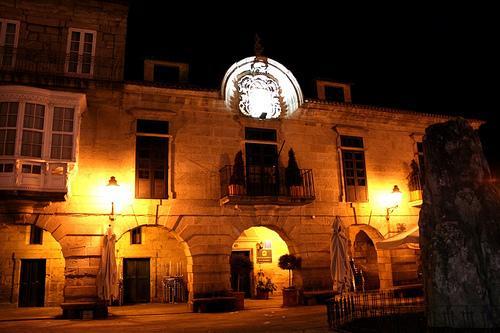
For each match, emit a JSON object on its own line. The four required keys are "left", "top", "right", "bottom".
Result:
{"left": 231, "top": 226, "right": 291, "bottom": 297}
{"left": 353, "top": 230, "right": 380, "bottom": 290}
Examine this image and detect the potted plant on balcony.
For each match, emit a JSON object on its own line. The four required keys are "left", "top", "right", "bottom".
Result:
{"left": 255, "top": 270, "right": 276, "bottom": 299}
{"left": 285, "top": 148, "right": 303, "bottom": 197}
{"left": 229, "top": 150, "right": 245, "bottom": 196}
{"left": 278, "top": 254, "right": 301, "bottom": 307}
{"left": 407, "top": 160, "right": 422, "bottom": 201}
{"left": 230, "top": 254, "right": 253, "bottom": 310}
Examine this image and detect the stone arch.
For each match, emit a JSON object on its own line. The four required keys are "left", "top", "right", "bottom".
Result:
{"left": 225, "top": 215, "right": 321, "bottom": 292}
{"left": 230, "top": 225, "right": 293, "bottom": 296}
{"left": 348, "top": 224, "right": 393, "bottom": 289}
{"left": 0, "top": 214, "right": 65, "bottom": 307}
{"left": 114, "top": 222, "right": 192, "bottom": 303}
{"left": 353, "top": 231, "right": 380, "bottom": 290}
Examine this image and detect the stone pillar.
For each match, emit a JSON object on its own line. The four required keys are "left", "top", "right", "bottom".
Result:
{"left": 60, "top": 235, "right": 106, "bottom": 318}
{"left": 420, "top": 118, "right": 500, "bottom": 328}
{"left": 377, "top": 249, "right": 393, "bottom": 290}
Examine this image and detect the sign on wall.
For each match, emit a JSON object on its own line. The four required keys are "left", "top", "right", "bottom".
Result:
{"left": 257, "top": 249, "right": 272, "bottom": 263}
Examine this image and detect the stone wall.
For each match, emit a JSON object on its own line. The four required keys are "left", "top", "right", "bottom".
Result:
{"left": 390, "top": 248, "right": 420, "bottom": 286}
{"left": 0, "top": 224, "right": 64, "bottom": 306}
{"left": 0, "top": 0, "right": 128, "bottom": 80}
{"left": 115, "top": 226, "right": 187, "bottom": 303}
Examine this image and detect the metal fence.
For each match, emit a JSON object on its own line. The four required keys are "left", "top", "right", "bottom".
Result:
{"left": 163, "top": 276, "right": 187, "bottom": 303}
{"left": 326, "top": 289, "right": 424, "bottom": 330}
{"left": 326, "top": 289, "right": 499, "bottom": 331}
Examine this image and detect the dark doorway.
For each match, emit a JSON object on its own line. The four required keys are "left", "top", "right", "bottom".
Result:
{"left": 245, "top": 143, "right": 278, "bottom": 196}
{"left": 19, "top": 259, "right": 46, "bottom": 307}
{"left": 123, "top": 258, "right": 150, "bottom": 304}
{"left": 353, "top": 231, "right": 380, "bottom": 290}
{"left": 230, "top": 251, "right": 252, "bottom": 298}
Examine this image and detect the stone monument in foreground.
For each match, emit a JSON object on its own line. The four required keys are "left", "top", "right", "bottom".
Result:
{"left": 420, "top": 118, "right": 500, "bottom": 328}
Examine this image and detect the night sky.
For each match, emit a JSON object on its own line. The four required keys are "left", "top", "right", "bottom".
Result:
{"left": 124, "top": 2, "right": 498, "bottom": 176}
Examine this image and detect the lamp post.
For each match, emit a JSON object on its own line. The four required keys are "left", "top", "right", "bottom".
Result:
{"left": 105, "top": 176, "right": 120, "bottom": 221}
{"left": 385, "top": 185, "right": 402, "bottom": 235}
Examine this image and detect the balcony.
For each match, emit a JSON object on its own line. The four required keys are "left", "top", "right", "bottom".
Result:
{"left": 219, "top": 165, "right": 315, "bottom": 206}
{"left": 0, "top": 46, "right": 123, "bottom": 84}
{"left": 0, "top": 158, "right": 70, "bottom": 202}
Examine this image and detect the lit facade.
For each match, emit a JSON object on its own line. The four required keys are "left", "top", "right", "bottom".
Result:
{"left": 0, "top": 0, "right": 481, "bottom": 313}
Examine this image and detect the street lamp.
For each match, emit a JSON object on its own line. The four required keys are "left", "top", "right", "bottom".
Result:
{"left": 105, "top": 176, "right": 120, "bottom": 221}
{"left": 385, "top": 185, "right": 402, "bottom": 234}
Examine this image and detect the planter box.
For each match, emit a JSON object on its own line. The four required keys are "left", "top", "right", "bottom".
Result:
{"left": 255, "top": 289, "right": 269, "bottom": 299}
{"left": 289, "top": 185, "right": 304, "bottom": 197}
{"left": 282, "top": 288, "right": 299, "bottom": 307}
{"left": 232, "top": 291, "right": 245, "bottom": 310}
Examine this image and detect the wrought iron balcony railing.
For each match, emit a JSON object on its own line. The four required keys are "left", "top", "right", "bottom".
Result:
{"left": 0, "top": 46, "right": 123, "bottom": 82}
{"left": 219, "top": 165, "right": 315, "bottom": 206}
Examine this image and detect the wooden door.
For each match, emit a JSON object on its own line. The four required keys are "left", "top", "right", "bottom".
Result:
{"left": 245, "top": 143, "right": 278, "bottom": 196}
{"left": 230, "top": 251, "right": 252, "bottom": 298}
{"left": 19, "top": 259, "right": 46, "bottom": 307}
{"left": 123, "top": 258, "right": 150, "bottom": 304}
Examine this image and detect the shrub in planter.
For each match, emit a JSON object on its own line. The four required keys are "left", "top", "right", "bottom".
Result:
{"left": 278, "top": 254, "right": 301, "bottom": 288}
{"left": 229, "top": 150, "right": 245, "bottom": 195}
{"left": 285, "top": 149, "right": 304, "bottom": 197}
{"left": 278, "top": 254, "right": 301, "bottom": 307}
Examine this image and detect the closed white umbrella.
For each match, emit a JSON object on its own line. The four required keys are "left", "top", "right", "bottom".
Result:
{"left": 97, "top": 225, "right": 118, "bottom": 304}
{"left": 330, "top": 216, "right": 353, "bottom": 294}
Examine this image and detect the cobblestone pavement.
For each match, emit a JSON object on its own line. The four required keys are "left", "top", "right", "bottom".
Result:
{"left": 0, "top": 297, "right": 332, "bottom": 333}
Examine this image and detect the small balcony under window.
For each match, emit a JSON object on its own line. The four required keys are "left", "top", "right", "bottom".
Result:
{"left": 0, "top": 159, "right": 69, "bottom": 201}
{"left": 219, "top": 165, "right": 315, "bottom": 206}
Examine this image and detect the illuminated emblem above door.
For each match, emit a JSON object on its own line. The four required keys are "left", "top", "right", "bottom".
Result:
{"left": 222, "top": 56, "right": 304, "bottom": 119}
{"left": 237, "top": 59, "right": 281, "bottom": 120}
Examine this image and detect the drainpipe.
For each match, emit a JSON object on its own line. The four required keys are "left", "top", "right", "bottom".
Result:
{"left": 155, "top": 251, "right": 158, "bottom": 301}
{"left": 10, "top": 252, "right": 15, "bottom": 303}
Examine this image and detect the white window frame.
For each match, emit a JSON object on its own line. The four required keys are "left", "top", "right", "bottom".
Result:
{"left": 20, "top": 102, "right": 46, "bottom": 158}
{"left": 0, "top": 18, "right": 20, "bottom": 67}
{"left": 65, "top": 28, "right": 97, "bottom": 76}
{"left": 50, "top": 107, "right": 75, "bottom": 160}
{"left": 0, "top": 86, "right": 86, "bottom": 193}
{"left": 4, "top": 100, "right": 78, "bottom": 162}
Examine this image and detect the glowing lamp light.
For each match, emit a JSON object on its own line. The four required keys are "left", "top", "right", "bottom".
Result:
{"left": 105, "top": 176, "right": 120, "bottom": 220}
{"left": 248, "top": 88, "right": 272, "bottom": 119}
{"left": 385, "top": 185, "right": 403, "bottom": 235}
{"left": 387, "top": 185, "right": 403, "bottom": 209}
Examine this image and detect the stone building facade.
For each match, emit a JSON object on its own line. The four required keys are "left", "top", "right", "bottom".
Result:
{"left": 0, "top": 0, "right": 481, "bottom": 313}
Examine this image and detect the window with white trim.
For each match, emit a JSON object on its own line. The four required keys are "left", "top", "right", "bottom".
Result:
{"left": 51, "top": 107, "right": 74, "bottom": 160}
{"left": 0, "top": 101, "right": 18, "bottom": 155}
{"left": 66, "top": 28, "right": 96, "bottom": 75}
{"left": 21, "top": 103, "right": 45, "bottom": 157}
{"left": 0, "top": 101, "right": 77, "bottom": 161}
{"left": 0, "top": 18, "right": 20, "bottom": 67}
{"left": 0, "top": 86, "right": 85, "bottom": 195}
